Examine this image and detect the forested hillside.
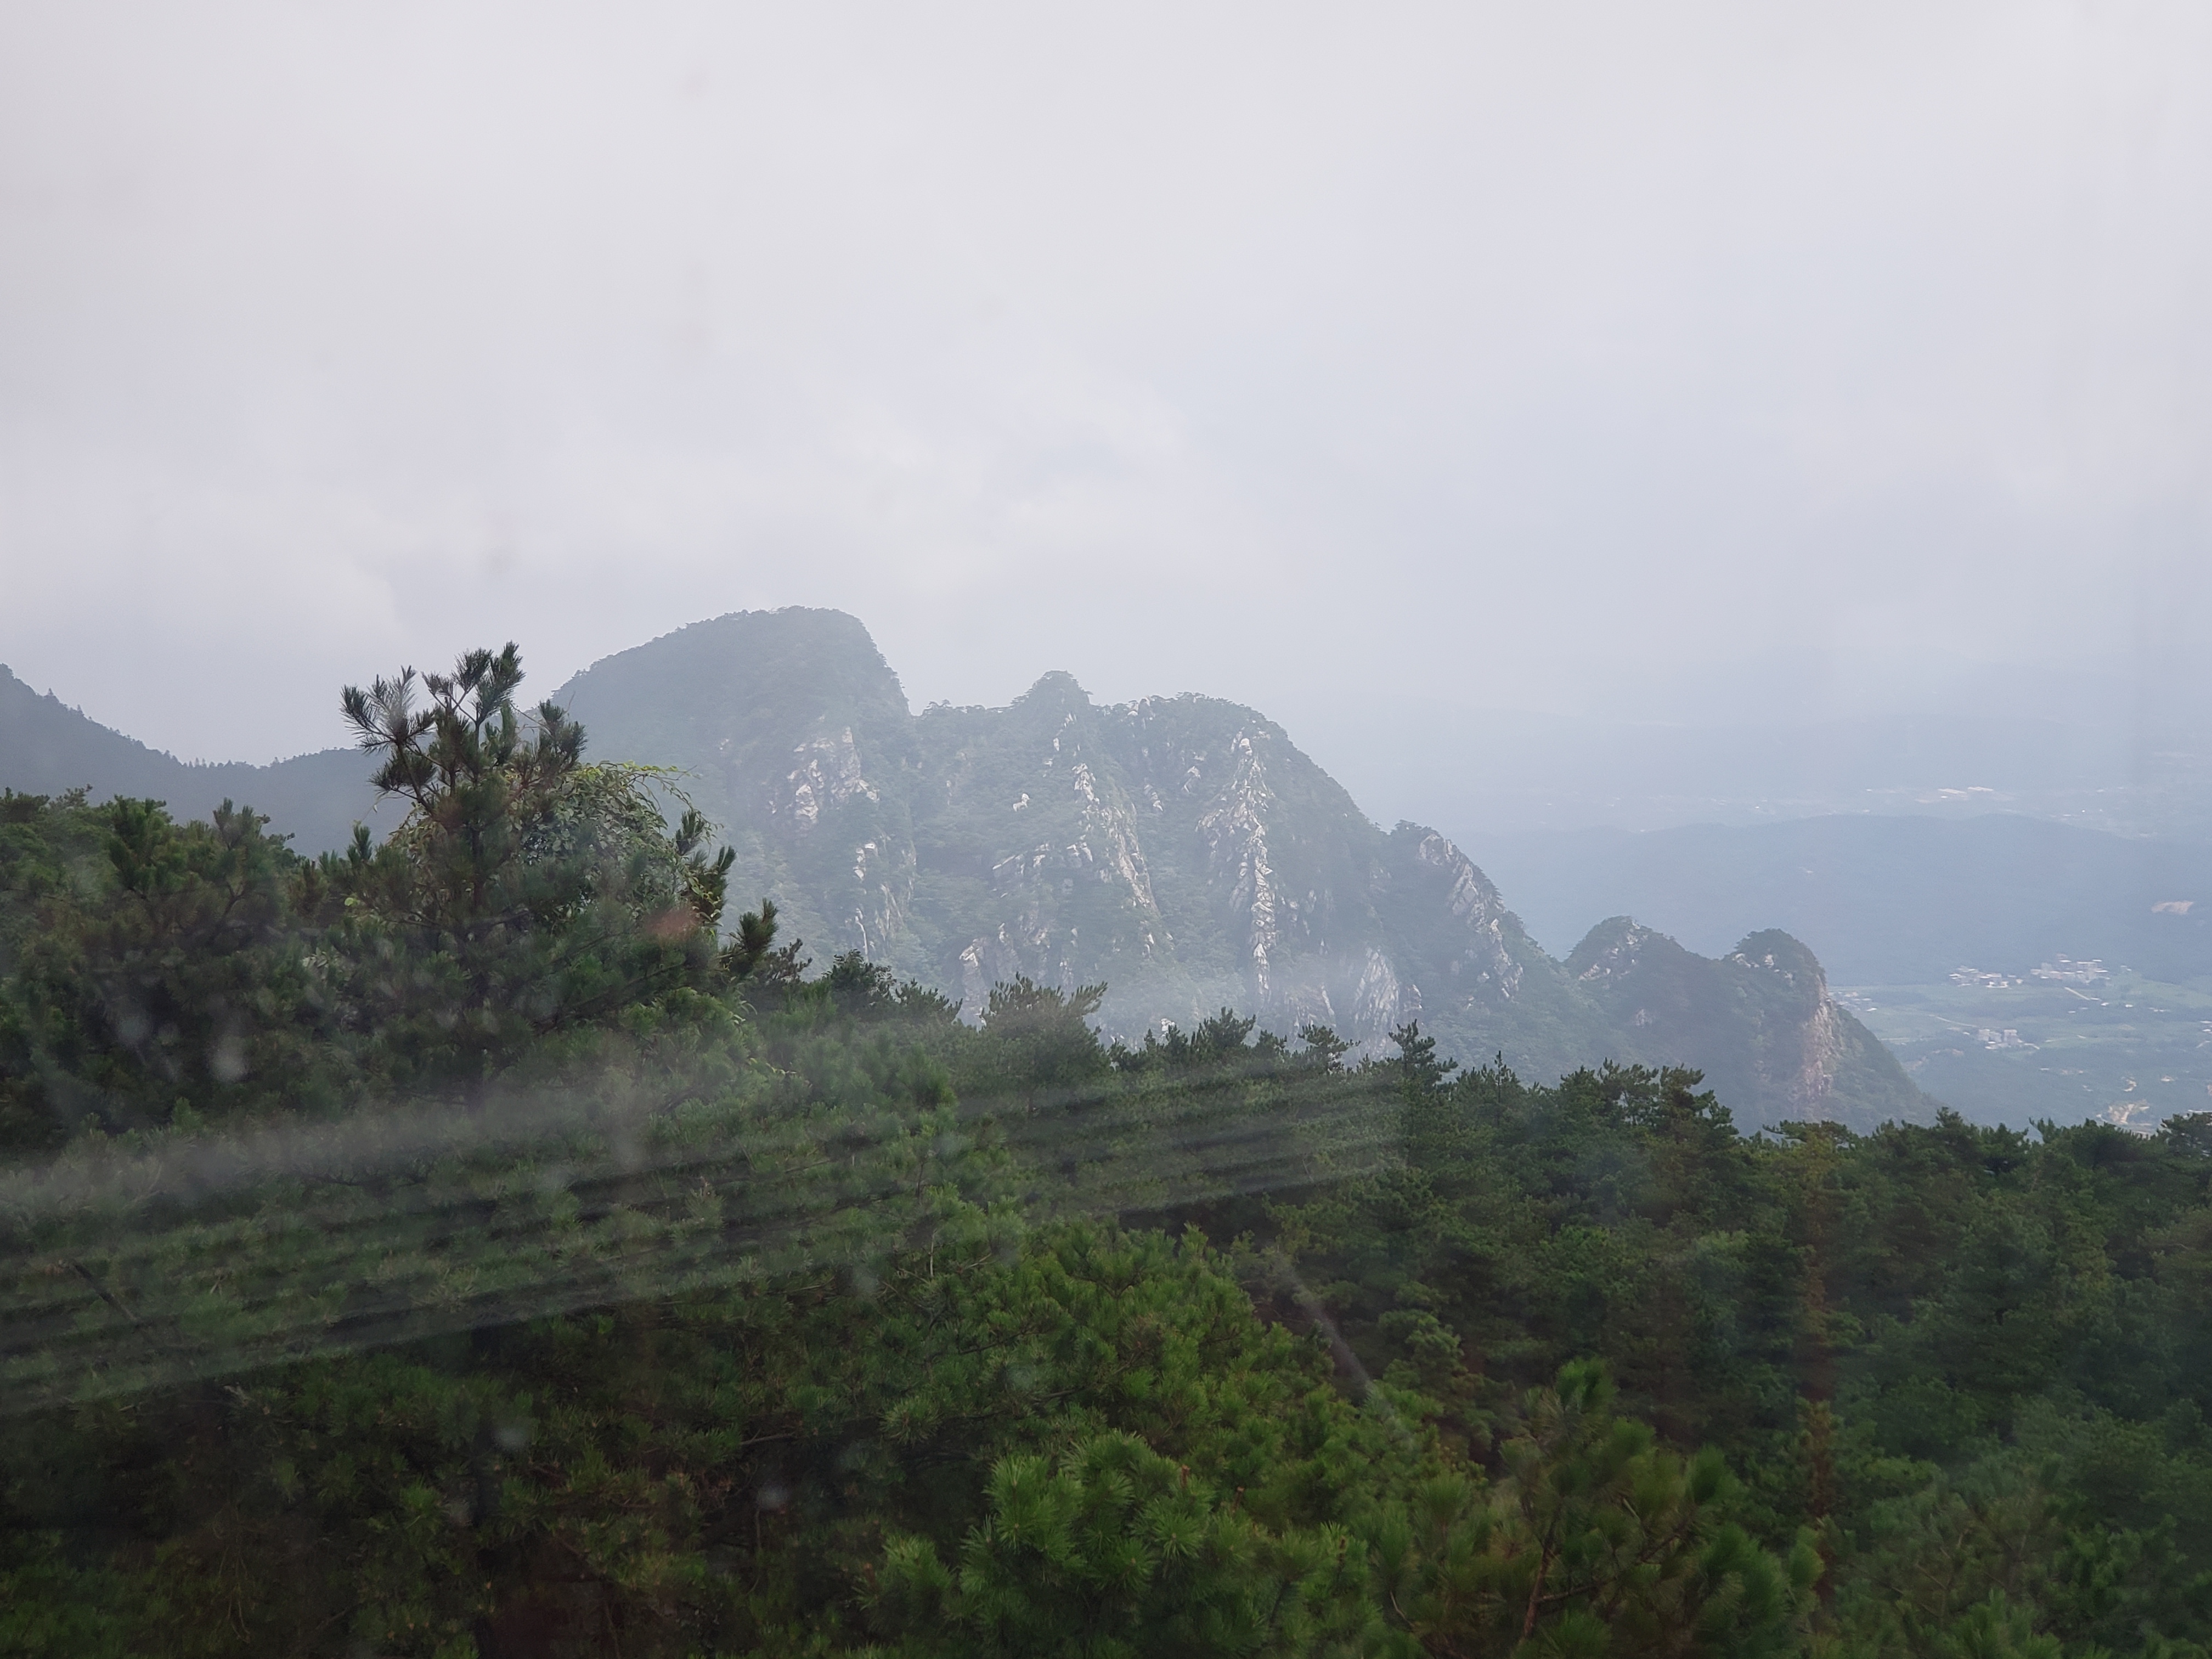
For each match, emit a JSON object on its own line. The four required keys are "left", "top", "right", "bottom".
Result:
{"left": 4, "top": 645, "right": 2209, "bottom": 1657}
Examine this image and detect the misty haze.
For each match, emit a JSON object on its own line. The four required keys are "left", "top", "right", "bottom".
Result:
{"left": 4, "top": 7, "right": 2210, "bottom": 1656}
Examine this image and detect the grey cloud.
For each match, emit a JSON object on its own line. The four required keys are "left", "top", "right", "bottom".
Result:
{"left": 0, "top": 1, "right": 2206, "bottom": 790}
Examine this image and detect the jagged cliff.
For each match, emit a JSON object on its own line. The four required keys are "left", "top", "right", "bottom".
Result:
{"left": 555, "top": 610, "right": 1926, "bottom": 1128}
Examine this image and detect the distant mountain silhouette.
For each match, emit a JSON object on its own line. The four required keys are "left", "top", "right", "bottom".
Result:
{"left": 0, "top": 664, "right": 394, "bottom": 851}
{"left": 1472, "top": 814, "right": 2212, "bottom": 985}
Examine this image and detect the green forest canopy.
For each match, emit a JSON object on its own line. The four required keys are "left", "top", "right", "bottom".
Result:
{"left": 4, "top": 645, "right": 2211, "bottom": 1658}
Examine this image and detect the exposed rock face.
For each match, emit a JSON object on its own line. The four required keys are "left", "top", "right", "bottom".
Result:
{"left": 554, "top": 608, "right": 1928, "bottom": 1128}
{"left": 778, "top": 727, "right": 876, "bottom": 830}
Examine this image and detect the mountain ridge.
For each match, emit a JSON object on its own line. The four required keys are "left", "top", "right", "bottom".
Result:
{"left": 1, "top": 613, "right": 1926, "bottom": 1127}
{"left": 0, "top": 662, "right": 393, "bottom": 850}
{"left": 1474, "top": 814, "right": 2212, "bottom": 984}
{"left": 548, "top": 610, "right": 1922, "bottom": 1127}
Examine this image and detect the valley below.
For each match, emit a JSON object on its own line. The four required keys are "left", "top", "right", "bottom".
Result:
{"left": 1838, "top": 970, "right": 2212, "bottom": 1129}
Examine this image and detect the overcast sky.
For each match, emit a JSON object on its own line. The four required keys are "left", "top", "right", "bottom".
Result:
{"left": 2, "top": 2, "right": 2209, "bottom": 788}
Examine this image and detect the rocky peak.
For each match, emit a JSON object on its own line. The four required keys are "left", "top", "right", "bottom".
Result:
{"left": 1017, "top": 670, "right": 1091, "bottom": 707}
{"left": 537, "top": 609, "right": 1928, "bottom": 1128}
{"left": 1566, "top": 916, "right": 1662, "bottom": 982}
{"left": 1728, "top": 928, "right": 1827, "bottom": 995}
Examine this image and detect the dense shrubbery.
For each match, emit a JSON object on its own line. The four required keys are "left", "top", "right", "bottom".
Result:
{"left": 3, "top": 646, "right": 2210, "bottom": 1656}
